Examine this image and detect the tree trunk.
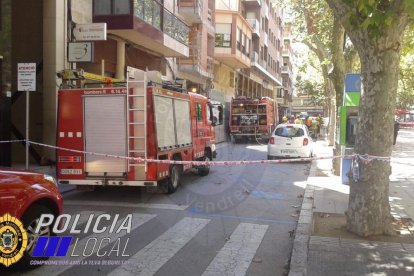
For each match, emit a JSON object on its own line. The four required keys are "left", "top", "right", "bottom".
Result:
{"left": 346, "top": 36, "right": 401, "bottom": 236}
{"left": 330, "top": 19, "right": 345, "bottom": 107}
{"left": 326, "top": 79, "right": 337, "bottom": 146}
{"left": 329, "top": 18, "right": 345, "bottom": 166}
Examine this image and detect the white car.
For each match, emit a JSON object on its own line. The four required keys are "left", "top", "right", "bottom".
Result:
{"left": 267, "top": 123, "right": 313, "bottom": 159}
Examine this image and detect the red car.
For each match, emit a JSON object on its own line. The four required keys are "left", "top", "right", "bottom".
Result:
{"left": 0, "top": 167, "right": 63, "bottom": 267}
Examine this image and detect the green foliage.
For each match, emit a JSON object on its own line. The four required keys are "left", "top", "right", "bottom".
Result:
{"left": 404, "top": 0, "right": 414, "bottom": 18}
{"left": 295, "top": 76, "right": 326, "bottom": 107}
{"left": 345, "top": 0, "right": 414, "bottom": 37}
{"left": 398, "top": 25, "right": 414, "bottom": 109}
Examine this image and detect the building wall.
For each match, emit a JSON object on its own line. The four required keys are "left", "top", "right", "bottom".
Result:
{"left": 42, "top": 0, "right": 67, "bottom": 161}
{"left": 211, "top": 62, "right": 236, "bottom": 142}
{"left": 11, "top": 0, "right": 44, "bottom": 162}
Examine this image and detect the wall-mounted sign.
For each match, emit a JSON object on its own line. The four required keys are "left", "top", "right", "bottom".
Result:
{"left": 68, "top": 42, "right": 93, "bottom": 62}
{"left": 17, "top": 63, "right": 36, "bottom": 91}
{"left": 73, "top": 23, "right": 107, "bottom": 41}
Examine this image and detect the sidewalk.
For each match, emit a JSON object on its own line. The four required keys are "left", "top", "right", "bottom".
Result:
{"left": 289, "top": 129, "right": 414, "bottom": 275}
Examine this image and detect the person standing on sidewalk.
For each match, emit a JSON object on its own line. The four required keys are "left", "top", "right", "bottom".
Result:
{"left": 394, "top": 119, "right": 400, "bottom": 145}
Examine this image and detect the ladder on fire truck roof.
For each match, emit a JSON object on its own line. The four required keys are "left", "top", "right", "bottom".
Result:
{"left": 126, "top": 68, "right": 147, "bottom": 175}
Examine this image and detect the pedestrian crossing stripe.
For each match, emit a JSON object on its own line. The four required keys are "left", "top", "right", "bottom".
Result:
{"left": 202, "top": 223, "right": 269, "bottom": 276}
{"left": 108, "top": 217, "right": 210, "bottom": 276}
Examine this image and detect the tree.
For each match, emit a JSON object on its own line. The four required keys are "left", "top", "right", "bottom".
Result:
{"left": 325, "top": 0, "right": 413, "bottom": 236}
{"left": 289, "top": 0, "right": 360, "bottom": 150}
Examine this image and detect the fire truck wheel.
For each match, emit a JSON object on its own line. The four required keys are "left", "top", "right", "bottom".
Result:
{"left": 167, "top": 165, "right": 182, "bottom": 194}
{"left": 198, "top": 155, "right": 211, "bottom": 176}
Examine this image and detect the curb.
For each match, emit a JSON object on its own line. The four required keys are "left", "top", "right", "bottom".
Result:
{"left": 288, "top": 150, "right": 318, "bottom": 275}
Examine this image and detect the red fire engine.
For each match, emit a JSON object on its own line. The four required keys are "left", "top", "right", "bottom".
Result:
{"left": 56, "top": 68, "right": 216, "bottom": 193}
{"left": 229, "top": 96, "right": 277, "bottom": 142}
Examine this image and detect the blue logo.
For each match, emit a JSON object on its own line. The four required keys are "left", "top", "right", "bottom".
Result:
{"left": 32, "top": 236, "right": 72, "bottom": 257}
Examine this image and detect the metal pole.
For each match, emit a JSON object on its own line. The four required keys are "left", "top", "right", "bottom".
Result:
{"left": 26, "top": 90, "right": 29, "bottom": 169}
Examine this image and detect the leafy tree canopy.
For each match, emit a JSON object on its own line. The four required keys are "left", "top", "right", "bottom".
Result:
{"left": 345, "top": 0, "right": 414, "bottom": 37}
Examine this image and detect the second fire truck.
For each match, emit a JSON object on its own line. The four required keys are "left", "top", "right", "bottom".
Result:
{"left": 229, "top": 96, "right": 278, "bottom": 143}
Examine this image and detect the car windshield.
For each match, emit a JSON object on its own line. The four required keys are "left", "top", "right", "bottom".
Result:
{"left": 275, "top": 126, "right": 304, "bottom": 138}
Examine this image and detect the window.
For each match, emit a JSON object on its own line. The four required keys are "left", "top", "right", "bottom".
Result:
{"left": 237, "top": 28, "right": 242, "bottom": 51}
{"left": 196, "top": 103, "right": 203, "bottom": 121}
{"left": 94, "top": 0, "right": 111, "bottom": 15}
{"left": 94, "top": 0, "right": 130, "bottom": 15}
{"left": 216, "top": 23, "right": 231, "bottom": 47}
{"left": 114, "top": 0, "right": 130, "bottom": 14}
{"left": 242, "top": 33, "right": 246, "bottom": 54}
{"left": 275, "top": 126, "right": 304, "bottom": 138}
{"left": 246, "top": 39, "right": 251, "bottom": 58}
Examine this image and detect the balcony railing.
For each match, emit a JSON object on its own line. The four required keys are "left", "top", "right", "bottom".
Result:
{"left": 134, "top": 0, "right": 189, "bottom": 45}
{"left": 134, "top": 0, "right": 161, "bottom": 29}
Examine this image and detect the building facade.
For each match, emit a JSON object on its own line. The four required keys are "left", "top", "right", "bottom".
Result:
{"left": 0, "top": 0, "right": 293, "bottom": 163}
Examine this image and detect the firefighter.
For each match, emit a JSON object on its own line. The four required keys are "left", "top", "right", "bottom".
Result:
{"left": 305, "top": 116, "right": 312, "bottom": 130}
{"left": 282, "top": 116, "right": 288, "bottom": 123}
{"left": 294, "top": 115, "right": 303, "bottom": 124}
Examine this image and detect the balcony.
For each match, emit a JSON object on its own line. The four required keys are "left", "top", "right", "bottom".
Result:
{"left": 179, "top": 0, "right": 203, "bottom": 24}
{"left": 178, "top": 57, "right": 214, "bottom": 79}
{"left": 243, "top": 0, "right": 261, "bottom": 7}
{"left": 215, "top": 33, "right": 250, "bottom": 68}
{"left": 282, "top": 65, "right": 292, "bottom": 75}
{"left": 178, "top": 33, "right": 214, "bottom": 80}
{"left": 93, "top": 0, "right": 189, "bottom": 57}
{"left": 246, "top": 18, "right": 260, "bottom": 37}
{"left": 214, "top": 11, "right": 252, "bottom": 69}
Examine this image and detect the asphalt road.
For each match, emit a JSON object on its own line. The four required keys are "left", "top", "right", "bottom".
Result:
{"left": 9, "top": 142, "right": 311, "bottom": 276}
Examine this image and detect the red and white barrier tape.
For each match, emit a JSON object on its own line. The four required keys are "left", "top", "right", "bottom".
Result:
{"left": 26, "top": 140, "right": 370, "bottom": 166}
{"left": 0, "top": 139, "right": 25, "bottom": 144}
{"left": 0, "top": 139, "right": 394, "bottom": 165}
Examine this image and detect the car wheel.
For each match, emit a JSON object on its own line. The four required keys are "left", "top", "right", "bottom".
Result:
{"left": 19, "top": 205, "right": 55, "bottom": 268}
{"left": 198, "top": 155, "right": 211, "bottom": 176}
{"left": 167, "top": 165, "right": 182, "bottom": 194}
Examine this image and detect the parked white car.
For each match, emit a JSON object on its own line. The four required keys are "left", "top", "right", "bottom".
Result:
{"left": 267, "top": 123, "right": 313, "bottom": 159}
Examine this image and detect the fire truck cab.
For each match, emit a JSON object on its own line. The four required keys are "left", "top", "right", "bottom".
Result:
{"left": 56, "top": 68, "right": 216, "bottom": 193}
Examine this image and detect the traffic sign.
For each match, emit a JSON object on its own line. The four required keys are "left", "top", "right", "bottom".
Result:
{"left": 17, "top": 63, "right": 36, "bottom": 91}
